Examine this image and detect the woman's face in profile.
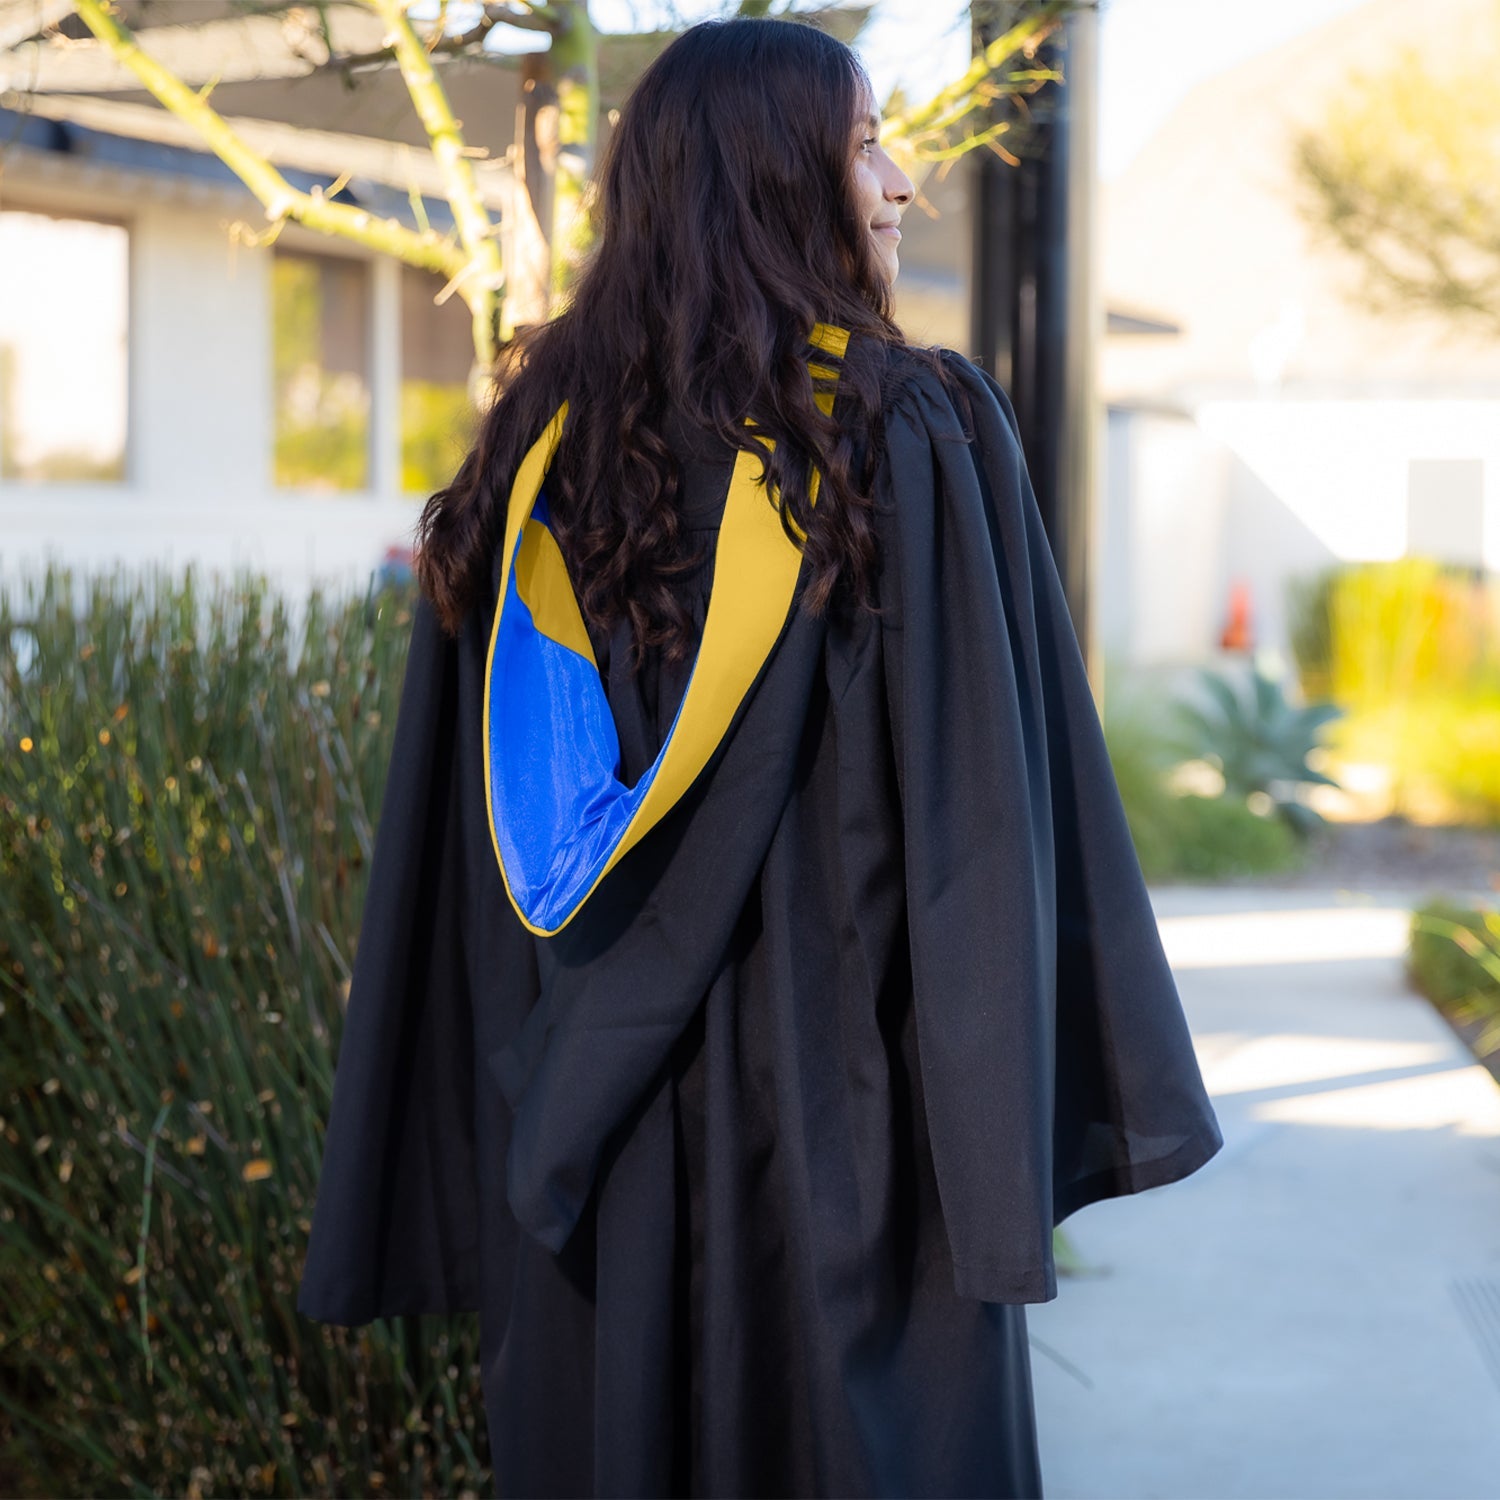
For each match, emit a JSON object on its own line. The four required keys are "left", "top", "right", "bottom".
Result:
{"left": 849, "top": 86, "right": 916, "bottom": 285}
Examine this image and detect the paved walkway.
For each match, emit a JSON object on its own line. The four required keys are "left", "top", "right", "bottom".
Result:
{"left": 1030, "top": 884, "right": 1500, "bottom": 1500}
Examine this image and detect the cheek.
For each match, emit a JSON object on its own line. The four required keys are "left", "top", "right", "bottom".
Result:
{"left": 851, "top": 159, "right": 882, "bottom": 222}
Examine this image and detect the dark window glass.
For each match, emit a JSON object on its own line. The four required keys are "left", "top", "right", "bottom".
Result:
{"left": 272, "top": 249, "right": 370, "bottom": 492}
{"left": 400, "top": 264, "right": 478, "bottom": 495}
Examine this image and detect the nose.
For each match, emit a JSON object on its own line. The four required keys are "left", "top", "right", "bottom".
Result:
{"left": 884, "top": 156, "right": 914, "bottom": 207}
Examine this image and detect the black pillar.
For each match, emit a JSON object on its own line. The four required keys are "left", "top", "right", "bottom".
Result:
{"left": 969, "top": 2, "right": 1100, "bottom": 689}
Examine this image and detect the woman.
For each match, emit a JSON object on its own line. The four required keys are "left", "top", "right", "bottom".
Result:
{"left": 297, "top": 16, "right": 1224, "bottom": 1499}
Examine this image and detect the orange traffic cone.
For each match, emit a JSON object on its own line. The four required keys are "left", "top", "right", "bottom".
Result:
{"left": 1220, "top": 577, "right": 1254, "bottom": 651}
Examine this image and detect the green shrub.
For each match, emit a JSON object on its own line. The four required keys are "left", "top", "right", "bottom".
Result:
{"left": 1407, "top": 898, "right": 1500, "bottom": 1063}
{"left": 0, "top": 567, "right": 489, "bottom": 1498}
{"left": 1159, "top": 792, "right": 1304, "bottom": 879}
{"left": 1286, "top": 567, "right": 1336, "bottom": 702}
{"left": 1171, "top": 663, "right": 1342, "bottom": 839}
{"left": 1103, "top": 680, "right": 1306, "bottom": 882}
{"left": 1101, "top": 689, "right": 1191, "bottom": 879}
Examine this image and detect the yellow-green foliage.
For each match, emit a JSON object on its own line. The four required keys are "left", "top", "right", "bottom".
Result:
{"left": 271, "top": 256, "right": 370, "bottom": 493}
{"left": 1288, "top": 558, "right": 1500, "bottom": 822}
{"left": 400, "top": 378, "right": 476, "bottom": 495}
{"left": 1292, "top": 23, "right": 1500, "bottom": 331}
{"left": 0, "top": 568, "right": 489, "bottom": 1498}
{"left": 272, "top": 397, "right": 370, "bottom": 493}
{"left": 1327, "top": 559, "right": 1500, "bottom": 708}
{"left": 1327, "top": 695, "right": 1500, "bottom": 823}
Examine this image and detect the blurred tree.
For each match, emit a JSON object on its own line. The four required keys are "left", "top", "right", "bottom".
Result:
{"left": 38, "top": 0, "right": 1083, "bottom": 388}
{"left": 1292, "top": 33, "right": 1500, "bottom": 334}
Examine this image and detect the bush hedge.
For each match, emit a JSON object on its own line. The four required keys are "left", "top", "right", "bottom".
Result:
{"left": 0, "top": 567, "right": 489, "bottom": 1499}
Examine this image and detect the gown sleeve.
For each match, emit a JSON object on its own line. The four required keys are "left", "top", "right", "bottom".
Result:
{"left": 876, "top": 348, "right": 1224, "bottom": 1305}
{"left": 296, "top": 595, "right": 494, "bottom": 1326}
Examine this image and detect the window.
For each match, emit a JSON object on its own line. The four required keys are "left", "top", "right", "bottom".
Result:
{"left": 400, "top": 264, "right": 478, "bottom": 495}
{"left": 1407, "top": 457, "right": 1485, "bottom": 568}
{"left": 0, "top": 208, "right": 128, "bottom": 483}
{"left": 272, "top": 249, "right": 370, "bottom": 491}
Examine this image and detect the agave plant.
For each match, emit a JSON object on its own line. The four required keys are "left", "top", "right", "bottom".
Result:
{"left": 1173, "top": 661, "right": 1344, "bottom": 837}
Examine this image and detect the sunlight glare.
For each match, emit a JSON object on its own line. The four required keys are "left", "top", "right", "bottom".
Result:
{"left": 1158, "top": 906, "right": 1412, "bottom": 970}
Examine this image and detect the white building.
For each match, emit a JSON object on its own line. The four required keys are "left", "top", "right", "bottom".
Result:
{"left": 5, "top": 0, "right": 1495, "bottom": 677}
{"left": 0, "top": 3, "right": 525, "bottom": 598}
{"left": 1097, "top": 0, "right": 1500, "bottom": 673}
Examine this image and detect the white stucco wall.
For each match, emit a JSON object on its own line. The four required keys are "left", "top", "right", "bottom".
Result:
{"left": 1102, "top": 397, "right": 1500, "bottom": 669}
{"left": 1100, "top": 407, "right": 1231, "bottom": 667}
{"left": 1, "top": 176, "right": 424, "bottom": 605}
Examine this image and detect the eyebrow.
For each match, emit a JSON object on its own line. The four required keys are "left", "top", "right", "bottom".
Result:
{"left": 864, "top": 112, "right": 880, "bottom": 133}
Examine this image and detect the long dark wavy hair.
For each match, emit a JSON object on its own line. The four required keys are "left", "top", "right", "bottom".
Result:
{"left": 416, "top": 16, "right": 915, "bottom": 662}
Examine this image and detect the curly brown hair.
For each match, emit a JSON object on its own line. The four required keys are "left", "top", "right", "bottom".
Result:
{"left": 415, "top": 16, "right": 919, "bottom": 666}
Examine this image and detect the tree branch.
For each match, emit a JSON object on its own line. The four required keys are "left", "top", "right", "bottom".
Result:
{"left": 365, "top": 0, "right": 506, "bottom": 362}
{"left": 1291, "top": 50, "right": 1500, "bottom": 338}
{"left": 68, "top": 0, "right": 466, "bottom": 281}
{"left": 882, "top": 1, "right": 1068, "bottom": 150}
{"left": 286, "top": 0, "right": 555, "bottom": 76}
{"left": 543, "top": 0, "right": 597, "bottom": 299}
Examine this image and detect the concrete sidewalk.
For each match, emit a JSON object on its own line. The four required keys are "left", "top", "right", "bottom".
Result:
{"left": 1030, "top": 884, "right": 1500, "bottom": 1500}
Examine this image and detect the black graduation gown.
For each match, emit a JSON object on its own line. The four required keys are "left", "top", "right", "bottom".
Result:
{"left": 296, "top": 345, "right": 1225, "bottom": 1500}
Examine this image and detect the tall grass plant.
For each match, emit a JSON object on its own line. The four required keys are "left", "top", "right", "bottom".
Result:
{"left": 0, "top": 566, "right": 488, "bottom": 1498}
